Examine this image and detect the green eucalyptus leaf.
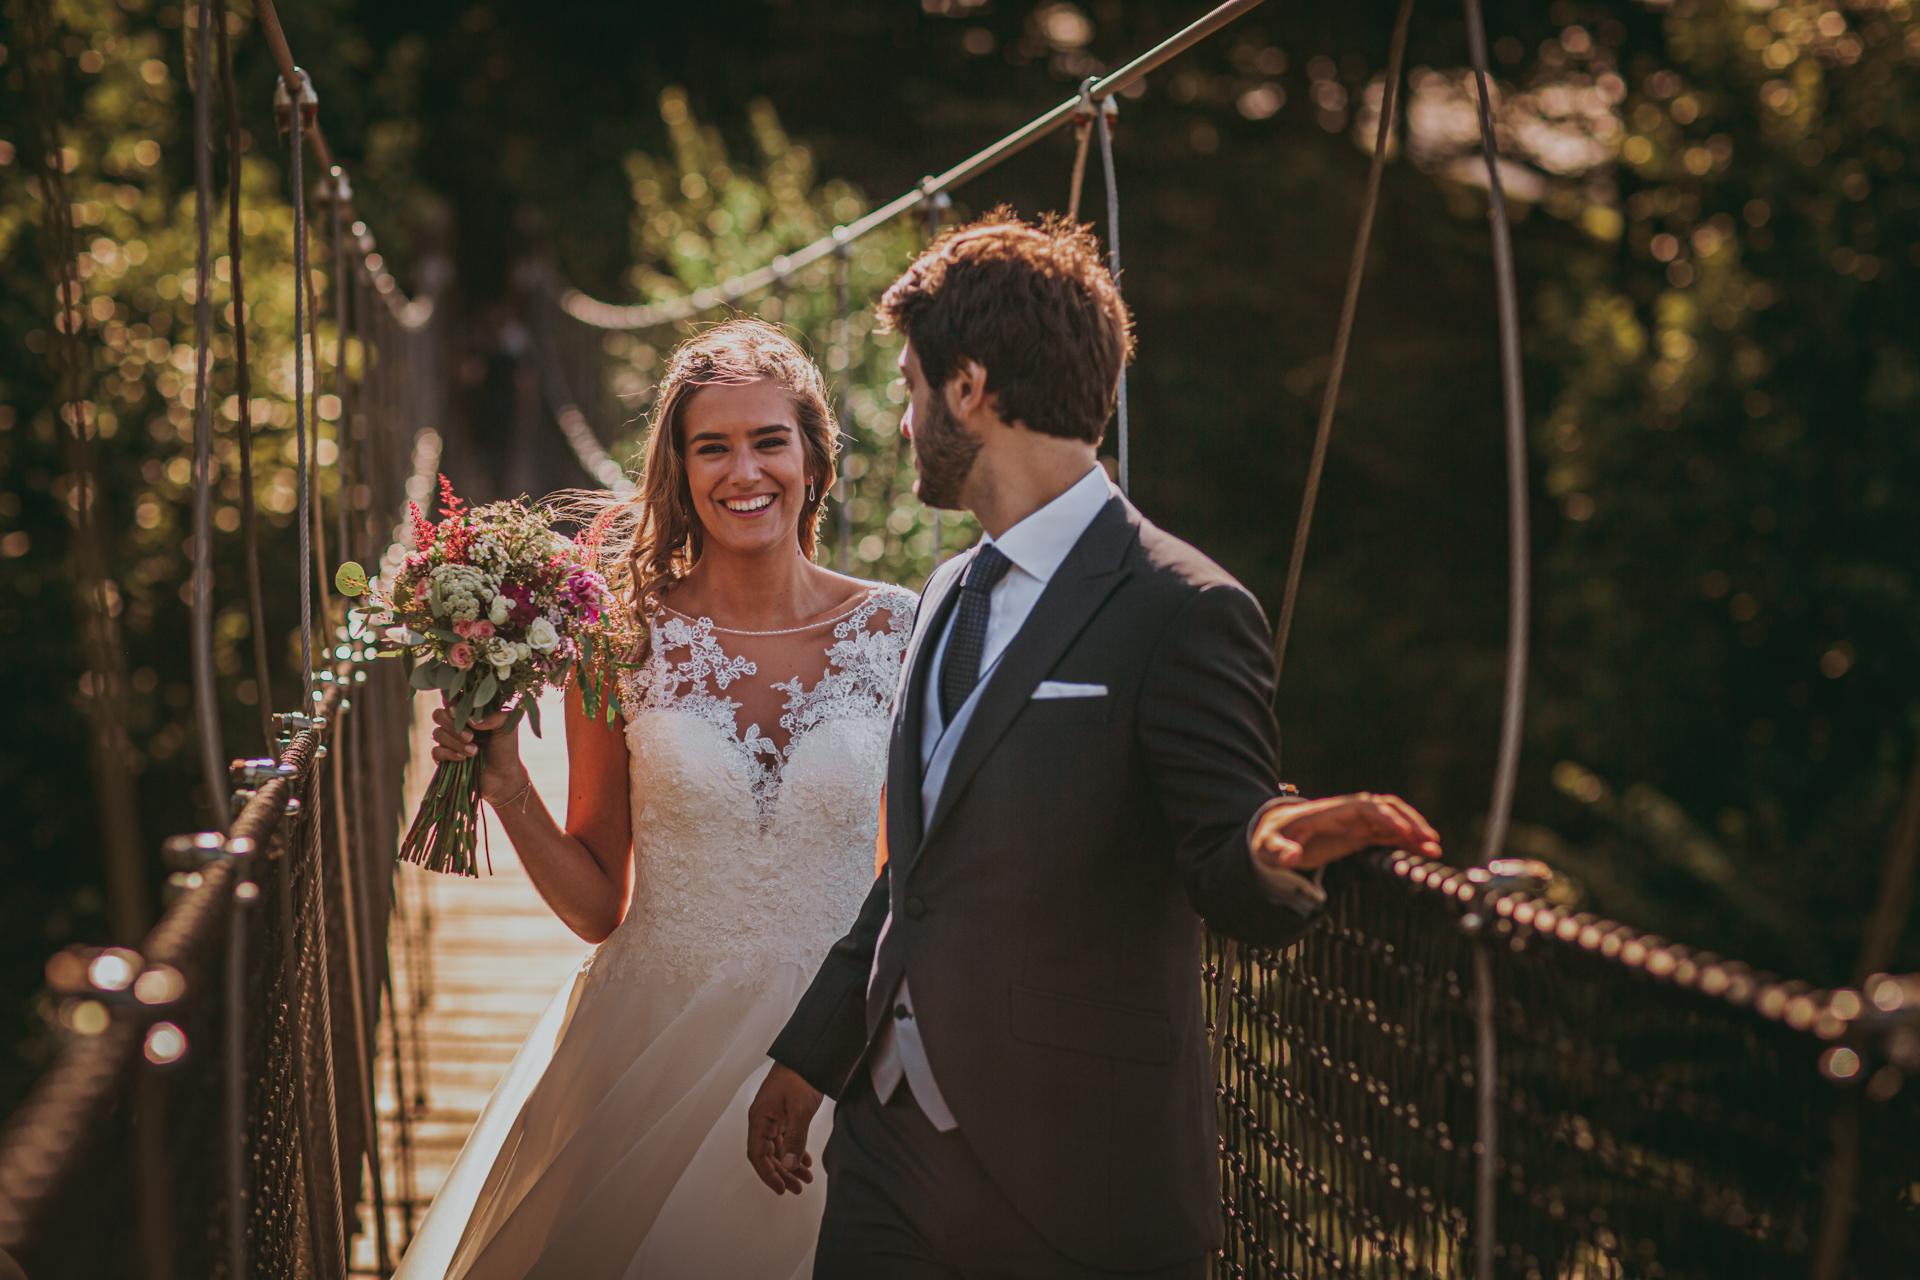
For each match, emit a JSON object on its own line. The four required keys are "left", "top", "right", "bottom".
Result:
{"left": 409, "top": 661, "right": 439, "bottom": 692}
{"left": 525, "top": 695, "right": 543, "bottom": 739}
{"left": 453, "top": 682, "right": 479, "bottom": 733}
{"left": 334, "top": 561, "right": 369, "bottom": 597}
{"left": 475, "top": 671, "right": 498, "bottom": 708}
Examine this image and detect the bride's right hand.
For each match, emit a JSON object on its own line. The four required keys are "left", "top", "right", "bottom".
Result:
{"left": 430, "top": 698, "right": 529, "bottom": 806}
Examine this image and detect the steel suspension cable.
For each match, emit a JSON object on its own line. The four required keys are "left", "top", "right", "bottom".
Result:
{"left": 1065, "top": 109, "right": 1094, "bottom": 225}
{"left": 1212, "top": 0, "right": 1414, "bottom": 1079}
{"left": 1462, "top": 3, "right": 1533, "bottom": 1278}
{"left": 286, "top": 71, "right": 315, "bottom": 706}
{"left": 1270, "top": 0, "right": 1414, "bottom": 689}
{"left": 1091, "top": 88, "right": 1128, "bottom": 494}
{"left": 216, "top": 0, "right": 273, "bottom": 751}
{"left": 558, "top": 0, "right": 1270, "bottom": 332}
{"left": 527, "top": 283, "right": 632, "bottom": 494}
{"left": 299, "top": 204, "right": 350, "bottom": 1280}
{"left": 1461, "top": 4, "right": 1530, "bottom": 878}
{"left": 224, "top": 854, "right": 251, "bottom": 1280}
{"left": 331, "top": 172, "right": 354, "bottom": 607}
{"left": 834, "top": 241, "right": 852, "bottom": 573}
{"left": 917, "top": 187, "right": 949, "bottom": 562}
{"left": 190, "top": 0, "right": 228, "bottom": 826}
{"left": 279, "top": 67, "right": 351, "bottom": 1277}
{"left": 320, "top": 175, "right": 388, "bottom": 1269}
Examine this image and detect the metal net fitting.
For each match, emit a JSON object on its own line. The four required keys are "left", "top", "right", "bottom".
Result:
{"left": 231, "top": 758, "right": 298, "bottom": 791}
{"left": 162, "top": 829, "right": 263, "bottom": 905}
{"left": 271, "top": 68, "right": 317, "bottom": 136}
{"left": 274, "top": 711, "right": 328, "bottom": 740}
{"left": 1074, "top": 76, "right": 1120, "bottom": 124}
{"left": 915, "top": 180, "right": 952, "bottom": 225}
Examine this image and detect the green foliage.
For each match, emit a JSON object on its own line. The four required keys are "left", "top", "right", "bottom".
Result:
{"left": 1523, "top": 0, "right": 1920, "bottom": 976}
{"left": 0, "top": 0, "right": 387, "bottom": 1109}
{"left": 599, "top": 89, "right": 977, "bottom": 589}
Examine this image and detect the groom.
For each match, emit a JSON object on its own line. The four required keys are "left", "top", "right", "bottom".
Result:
{"left": 748, "top": 214, "right": 1441, "bottom": 1277}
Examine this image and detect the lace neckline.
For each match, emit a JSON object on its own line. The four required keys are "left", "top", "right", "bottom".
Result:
{"left": 658, "top": 586, "right": 884, "bottom": 637}
{"left": 621, "top": 584, "right": 916, "bottom": 824}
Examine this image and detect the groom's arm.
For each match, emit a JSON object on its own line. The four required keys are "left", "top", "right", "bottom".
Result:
{"left": 1138, "top": 583, "right": 1326, "bottom": 948}
{"left": 768, "top": 870, "right": 890, "bottom": 1098}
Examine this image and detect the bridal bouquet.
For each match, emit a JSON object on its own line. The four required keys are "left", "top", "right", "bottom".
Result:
{"left": 338, "top": 479, "right": 640, "bottom": 875}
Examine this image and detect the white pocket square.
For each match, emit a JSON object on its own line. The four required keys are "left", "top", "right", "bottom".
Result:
{"left": 1032, "top": 681, "right": 1108, "bottom": 700}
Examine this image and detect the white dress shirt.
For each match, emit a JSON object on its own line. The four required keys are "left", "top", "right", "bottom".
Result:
{"left": 868, "top": 464, "right": 1320, "bottom": 1129}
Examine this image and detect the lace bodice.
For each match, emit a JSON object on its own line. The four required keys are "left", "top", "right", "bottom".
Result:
{"left": 589, "top": 583, "right": 916, "bottom": 988}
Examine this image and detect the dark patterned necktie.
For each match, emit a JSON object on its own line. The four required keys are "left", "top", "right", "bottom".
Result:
{"left": 939, "top": 544, "right": 1014, "bottom": 726}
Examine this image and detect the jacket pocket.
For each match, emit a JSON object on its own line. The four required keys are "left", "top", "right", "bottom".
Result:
{"left": 1014, "top": 692, "right": 1111, "bottom": 730}
{"left": 1008, "top": 985, "right": 1171, "bottom": 1064}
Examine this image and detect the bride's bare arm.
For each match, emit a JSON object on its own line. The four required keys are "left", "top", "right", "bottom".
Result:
{"left": 429, "top": 683, "right": 634, "bottom": 943}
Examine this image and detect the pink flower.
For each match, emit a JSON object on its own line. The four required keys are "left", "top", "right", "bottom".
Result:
{"left": 449, "top": 643, "right": 474, "bottom": 670}
{"left": 452, "top": 619, "right": 495, "bottom": 640}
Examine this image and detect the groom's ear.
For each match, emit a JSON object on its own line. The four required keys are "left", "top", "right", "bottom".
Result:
{"left": 946, "top": 359, "right": 1001, "bottom": 426}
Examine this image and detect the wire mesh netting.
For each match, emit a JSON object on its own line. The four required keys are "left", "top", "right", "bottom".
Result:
{"left": 1208, "top": 853, "right": 1920, "bottom": 1280}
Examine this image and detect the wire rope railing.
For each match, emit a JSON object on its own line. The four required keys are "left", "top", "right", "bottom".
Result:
{"left": 6, "top": 2, "right": 1919, "bottom": 1279}
{"left": 0, "top": 1, "right": 441, "bottom": 1274}
{"left": 1208, "top": 852, "right": 1920, "bottom": 1280}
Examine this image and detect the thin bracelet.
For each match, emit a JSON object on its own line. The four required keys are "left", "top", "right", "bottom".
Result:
{"left": 495, "top": 778, "right": 534, "bottom": 814}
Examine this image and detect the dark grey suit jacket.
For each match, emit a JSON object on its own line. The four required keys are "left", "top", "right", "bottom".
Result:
{"left": 769, "top": 494, "right": 1324, "bottom": 1269}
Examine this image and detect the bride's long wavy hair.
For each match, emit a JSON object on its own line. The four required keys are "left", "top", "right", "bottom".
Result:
{"left": 585, "top": 320, "right": 839, "bottom": 656}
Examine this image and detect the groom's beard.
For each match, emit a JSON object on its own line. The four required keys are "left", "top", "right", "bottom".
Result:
{"left": 909, "top": 391, "right": 982, "bottom": 512}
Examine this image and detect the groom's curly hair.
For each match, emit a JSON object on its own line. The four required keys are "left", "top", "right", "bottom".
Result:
{"left": 876, "top": 209, "right": 1134, "bottom": 445}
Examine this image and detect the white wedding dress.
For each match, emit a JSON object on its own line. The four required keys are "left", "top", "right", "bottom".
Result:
{"left": 394, "top": 582, "right": 917, "bottom": 1280}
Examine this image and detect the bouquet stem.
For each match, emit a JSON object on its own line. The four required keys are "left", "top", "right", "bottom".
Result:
{"left": 399, "top": 749, "right": 487, "bottom": 877}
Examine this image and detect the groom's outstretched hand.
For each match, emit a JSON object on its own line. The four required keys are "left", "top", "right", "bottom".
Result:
{"left": 1252, "top": 793, "right": 1442, "bottom": 874}
{"left": 747, "top": 1063, "right": 823, "bottom": 1195}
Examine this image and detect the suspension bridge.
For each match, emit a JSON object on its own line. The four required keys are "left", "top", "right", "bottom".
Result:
{"left": 0, "top": 1, "right": 1915, "bottom": 1277}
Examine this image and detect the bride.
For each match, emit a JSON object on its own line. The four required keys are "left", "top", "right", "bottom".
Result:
{"left": 394, "top": 320, "right": 916, "bottom": 1279}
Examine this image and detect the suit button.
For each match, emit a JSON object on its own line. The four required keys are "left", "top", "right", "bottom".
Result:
{"left": 905, "top": 897, "right": 926, "bottom": 920}
{"left": 894, "top": 1003, "right": 911, "bottom": 1020}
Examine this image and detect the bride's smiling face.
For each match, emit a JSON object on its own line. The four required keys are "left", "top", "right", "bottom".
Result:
{"left": 679, "top": 378, "right": 813, "bottom": 559}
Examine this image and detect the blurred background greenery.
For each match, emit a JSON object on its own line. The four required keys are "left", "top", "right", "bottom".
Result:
{"left": 3, "top": 0, "right": 1917, "bottom": 1115}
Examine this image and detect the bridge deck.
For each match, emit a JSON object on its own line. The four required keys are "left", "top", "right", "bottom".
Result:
{"left": 353, "top": 689, "right": 591, "bottom": 1273}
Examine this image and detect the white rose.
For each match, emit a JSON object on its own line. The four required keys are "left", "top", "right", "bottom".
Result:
{"left": 525, "top": 617, "right": 559, "bottom": 654}
{"left": 488, "top": 592, "right": 512, "bottom": 626}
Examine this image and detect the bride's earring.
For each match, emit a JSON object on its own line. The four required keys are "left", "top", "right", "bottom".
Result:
{"left": 807, "top": 479, "right": 816, "bottom": 503}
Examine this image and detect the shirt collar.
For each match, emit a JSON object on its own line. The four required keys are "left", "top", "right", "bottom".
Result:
{"left": 980, "top": 464, "right": 1114, "bottom": 587}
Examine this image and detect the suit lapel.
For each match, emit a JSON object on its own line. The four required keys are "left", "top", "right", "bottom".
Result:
{"left": 888, "top": 553, "right": 968, "bottom": 865}
{"left": 909, "top": 498, "right": 1137, "bottom": 871}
